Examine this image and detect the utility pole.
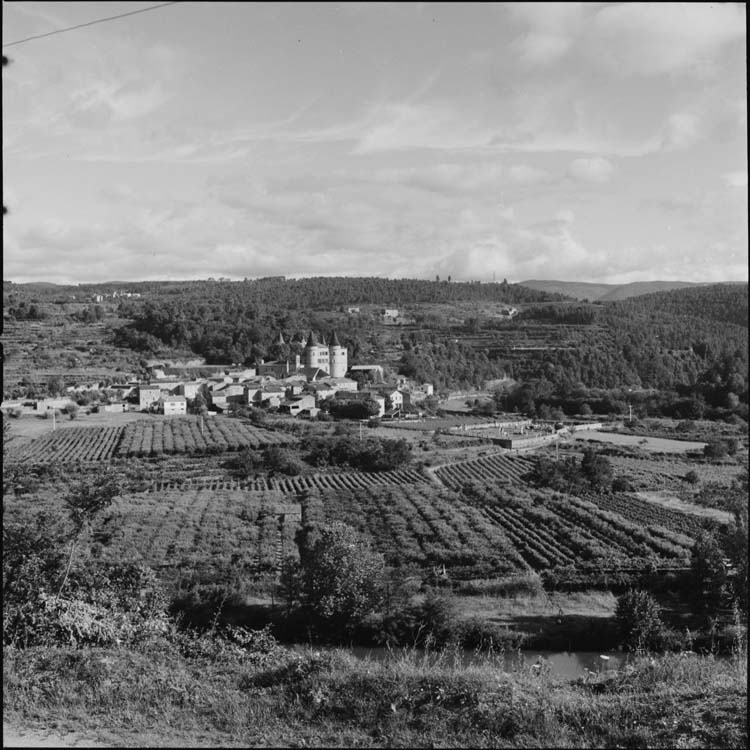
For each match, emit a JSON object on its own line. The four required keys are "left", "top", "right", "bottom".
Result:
{"left": 628, "top": 402, "right": 633, "bottom": 423}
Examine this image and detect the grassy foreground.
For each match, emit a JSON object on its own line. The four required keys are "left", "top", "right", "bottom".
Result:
{"left": 3, "top": 639, "right": 746, "bottom": 748}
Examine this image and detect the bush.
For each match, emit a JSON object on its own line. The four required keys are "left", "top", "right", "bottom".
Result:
{"left": 297, "top": 523, "right": 386, "bottom": 640}
{"left": 684, "top": 470, "right": 700, "bottom": 485}
{"left": 615, "top": 589, "right": 664, "bottom": 652}
{"left": 703, "top": 439, "right": 728, "bottom": 460}
{"left": 612, "top": 475, "right": 634, "bottom": 492}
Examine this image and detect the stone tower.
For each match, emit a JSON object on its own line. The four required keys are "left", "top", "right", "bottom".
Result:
{"left": 304, "top": 331, "right": 330, "bottom": 372}
{"left": 328, "top": 330, "right": 348, "bottom": 378}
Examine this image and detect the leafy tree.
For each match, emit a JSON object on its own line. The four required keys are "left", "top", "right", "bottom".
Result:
{"left": 684, "top": 470, "right": 700, "bottom": 485}
{"left": 615, "top": 589, "right": 664, "bottom": 652}
{"left": 723, "top": 471, "right": 748, "bottom": 615}
{"left": 47, "top": 375, "right": 64, "bottom": 397}
{"left": 703, "top": 439, "right": 728, "bottom": 460}
{"left": 690, "top": 531, "right": 729, "bottom": 614}
{"left": 298, "top": 522, "right": 386, "bottom": 638}
{"left": 580, "top": 448, "right": 613, "bottom": 491}
{"left": 57, "top": 469, "right": 122, "bottom": 597}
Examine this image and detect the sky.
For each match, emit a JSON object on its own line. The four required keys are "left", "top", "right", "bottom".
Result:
{"left": 2, "top": 1, "right": 747, "bottom": 285}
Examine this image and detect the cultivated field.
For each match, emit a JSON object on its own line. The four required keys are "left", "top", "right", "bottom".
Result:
{"left": 96, "top": 488, "right": 301, "bottom": 582}
{"left": 571, "top": 430, "right": 706, "bottom": 453}
{"left": 432, "top": 452, "right": 534, "bottom": 487}
{"left": 4, "top": 416, "right": 295, "bottom": 464}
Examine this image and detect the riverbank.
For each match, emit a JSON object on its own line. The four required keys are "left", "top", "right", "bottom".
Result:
{"left": 3, "top": 643, "right": 745, "bottom": 748}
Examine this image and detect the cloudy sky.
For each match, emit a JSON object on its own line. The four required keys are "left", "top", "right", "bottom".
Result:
{"left": 3, "top": 2, "right": 747, "bottom": 284}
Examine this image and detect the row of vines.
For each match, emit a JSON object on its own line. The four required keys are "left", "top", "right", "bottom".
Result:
{"left": 434, "top": 453, "right": 534, "bottom": 487}
{"left": 6, "top": 417, "right": 295, "bottom": 464}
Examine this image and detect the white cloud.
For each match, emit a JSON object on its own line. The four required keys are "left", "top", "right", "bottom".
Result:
{"left": 660, "top": 112, "right": 702, "bottom": 151}
{"left": 514, "top": 31, "right": 572, "bottom": 66}
{"left": 723, "top": 171, "right": 748, "bottom": 189}
{"left": 507, "top": 164, "right": 553, "bottom": 185}
{"left": 589, "top": 3, "right": 746, "bottom": 77}
{"left": 507, "top": 2, "right": 745, "bottom": 77}
{"left": 566, "top": 157, "right": 616, "bottom": 183}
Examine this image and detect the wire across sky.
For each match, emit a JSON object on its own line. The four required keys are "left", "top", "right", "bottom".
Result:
{"left": 2, "top": 2, "right": 180, "bottom": 48}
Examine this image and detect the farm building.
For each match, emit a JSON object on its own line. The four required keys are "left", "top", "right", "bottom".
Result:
{"left": 279, "top": 394, "right": 316, "bottom": 416}
{"left": 322, "top": 376, "right": 358, "bottom": 392}
{"left": 34, "top": 398, "right": 75, "bottom": 414}
{"left": 103, "top": 403, "right": 127, "bottom": 413}
{"left": 334, "top": 391, "right": 386, "bottom": 418}
{"left": 176, "top": 381, "right": 203, "bottom": 399}
{"left": 138, "top": 385, "right": 162, "bottom": 411}
{"left": 158, "top": 396, "right": 187, "bottom": 416}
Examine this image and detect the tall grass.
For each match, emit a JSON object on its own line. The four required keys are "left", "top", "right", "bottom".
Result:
{"left": 4, "top": 635, "right": 746, "bottom": 748}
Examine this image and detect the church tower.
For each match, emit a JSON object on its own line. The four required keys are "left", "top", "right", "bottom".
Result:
{"left": 328, "top": 330, "right": 348, "bottom": 378}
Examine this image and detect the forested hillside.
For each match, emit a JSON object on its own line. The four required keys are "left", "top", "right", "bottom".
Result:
{"left": 518, "top": 279, "right": 703, "bottom": 301}
{"left": 611, "top": 283, "right": 748, "bottom": 329}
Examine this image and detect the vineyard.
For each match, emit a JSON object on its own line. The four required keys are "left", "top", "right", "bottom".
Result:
{"left": 95, "top": 488, "right": 301, "bottom": 584}
{"left": 607, "top": 454, "right": 743, "bottom": 489}
{"left": 116, "top": 417, "right": 295, "bottom": 457}
{"left": 5, "top": 426, "right": 124, "bottom": 464}
{"left": 581, "top": 491, "right": 716, "bottom": 539}
{"left": 147, "top": 467, "right": 430, "bottom": 494}
{"left": 433, "top": 453, "right": 534, "bottom": 487}
{"left": 4, "top": 417, "right": 295, "bottom": 464}
{"left": 302, "top": 483, "right": 695, "bottom": 581}
{"left": 18, "top": 471, "right": 701, "bottom": 591}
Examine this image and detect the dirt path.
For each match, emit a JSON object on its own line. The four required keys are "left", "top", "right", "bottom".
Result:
{"left": 3, "top": 723, "right": 105, "bottom": 748}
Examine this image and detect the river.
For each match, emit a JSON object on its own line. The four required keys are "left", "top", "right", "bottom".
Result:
{"left": 293, "top": 645, "right": 625, "bottom": 678}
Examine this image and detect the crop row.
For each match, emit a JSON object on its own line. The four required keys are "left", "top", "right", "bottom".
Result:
{"left": 309, "top": 485, "right": 524, "bottom": 578}
{"left": 7, "top": 418, "right": 296, "bottom": 465}
{"left": 146, "top": 467, "right": 430, "bottom": 494}
{"left": 582, "top": 491, "right": 709, "bottom": 539}
{"left": 300, "top": 481, "right": 691, "bottom": 580}
{"left": 95, "top": 488, "right": 300, "bottom": 582}
{"left": 434, "top": 453, "right": 534, "bottom": 488}
{"left": 116, "top": 417, "right": 294, "bottom": 457}
{"left": 7, "top": 426, "right": 124, "bottom": 464}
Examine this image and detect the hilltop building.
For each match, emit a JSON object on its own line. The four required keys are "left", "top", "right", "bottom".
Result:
{"left": 303, "top": 330, "right": 348, "bottom": 378}
{"left": 260, "top": 331, "right": 349, "bottom": 381}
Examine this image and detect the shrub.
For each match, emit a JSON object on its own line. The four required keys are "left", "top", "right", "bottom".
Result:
{"left": 684, "top": 470, "right": 700, "bottom": 485}
{"left": 298, "top": 522, "right": 386, "bottom": 640}
{"left": 703, "top": 439, "right": 728, "bottom": 460}
{"left": 615, "top": 589, "right": 664, "bottom": 652}
{"left": 612, "top": 475, "right": 634, "bottom": 492}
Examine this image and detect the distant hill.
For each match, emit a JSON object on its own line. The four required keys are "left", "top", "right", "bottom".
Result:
{"left": 610, "top": 282, "right": 749, "bottom": 329}
{"left": 518, "top": 279, "right": 707, "bottom": 302}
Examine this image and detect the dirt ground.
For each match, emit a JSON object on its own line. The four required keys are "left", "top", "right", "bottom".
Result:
{"left": 3, "top": 410, "right": 162, "bottom": 446}
{"left": 572, "top": 430, "right": 706, "bottom": 454}
{"left": 635, "top": 489, "right": 734, "bottom": 525}
{"left": 3, "top": 723, "right": 105, "bottom": 748}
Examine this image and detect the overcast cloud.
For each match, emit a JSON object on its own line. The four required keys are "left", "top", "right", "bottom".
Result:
{"left": 3, "top": 2, "right": 747, "bottom": 284}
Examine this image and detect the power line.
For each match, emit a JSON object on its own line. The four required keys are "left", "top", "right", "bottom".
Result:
{"left": 3, "top": 2, "right": 181, "bottom": 48}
